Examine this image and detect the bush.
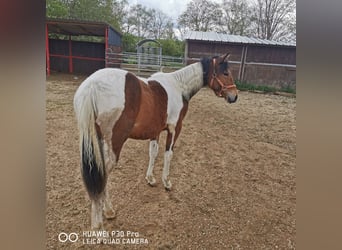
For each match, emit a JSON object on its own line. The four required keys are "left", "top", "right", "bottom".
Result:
{"left": 122, "top": 33, "right": 140, "bottom": 52}
{"left": 157, "top": 39, "right": 184, "bottom": 57}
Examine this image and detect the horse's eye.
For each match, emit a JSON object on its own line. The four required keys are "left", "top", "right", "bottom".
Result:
{"left": 224, "top": 72, "right": 229, "bottom": 76}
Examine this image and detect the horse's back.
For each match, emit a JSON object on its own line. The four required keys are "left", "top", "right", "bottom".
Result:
{"left": 74, "top": 68, "right": 129, "bottom": 116}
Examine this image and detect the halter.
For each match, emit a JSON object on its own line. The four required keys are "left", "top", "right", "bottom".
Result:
{"left": 209, "top": 58, "right": 236, "bottom": 97}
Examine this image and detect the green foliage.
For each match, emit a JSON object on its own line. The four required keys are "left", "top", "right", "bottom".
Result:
{"left": 279, "top": 85, "right": 296, "bottom": 94}
{"left": 122, "top": 33, "right": 184, "bottom": 57}
{"left": 235, "top": 80, "right": 296, "bottom": 94}
{"left": 46, "top": 0, "right": 124, "bottom": 30}
{"left": 157, "top": 39, "right": 184, "bottom": 57}
{"left": 46, "top": 0, "right": 69, "bottom": 18}
{"left": 122, "top": 33, "right": 140, "bottom": 52}
{"left": 69, "top": 0, "right": 118, "bottom": 28}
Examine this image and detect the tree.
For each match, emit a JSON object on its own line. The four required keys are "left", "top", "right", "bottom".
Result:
{"left": 97, "top": 0, "right": 126, "bottom": 29}
{"left": 110, "top": 0, "right": 128, "bottom": 29}
{"left": 163, "top": 21, "right": 176, "bottom": 40}
{"left": 46, "top": 0, "right": 69, "bottom": 18}
{"left": 178, "top": 0, "right": 222, "bottom": 32}
{"left": 219, "top": 0, "right": 254, "bottom": 36}
{"left": 158, "top": 39, "right": 184, "bottom": 57}
{"left": 148, "top": 9, "right": 175, "bottom": 39}
{"left": 122, "top": 4, "right": 153, "bottom": 37}
{"left": 122, "top": 4, "right": 175, "bottom": 40}
{"left": 251, "top": 0, "right": 296, "bottom": 41}
{"left": 122, "top": 33, "right": 140, "bottom": 52}
{"left": 47, "top": 0, "right": 127, "bottom": 30}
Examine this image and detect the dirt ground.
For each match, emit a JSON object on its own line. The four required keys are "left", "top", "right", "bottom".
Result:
{"left": 46, "top": 73, "right": 296, "bottom": 249}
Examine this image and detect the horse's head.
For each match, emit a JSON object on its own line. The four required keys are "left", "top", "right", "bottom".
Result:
{"left": 207, "top": 53, "right": 238, "bottom": 103}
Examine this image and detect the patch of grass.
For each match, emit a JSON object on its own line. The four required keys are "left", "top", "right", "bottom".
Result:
{"left": 235, "top": 80, "right": 296, "bottom": 94}
{"left": 279, "top": 85, "right": 296, "bottom": 94}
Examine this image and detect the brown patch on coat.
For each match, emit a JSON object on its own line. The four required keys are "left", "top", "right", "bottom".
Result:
{"left": 129, "top": 79, "right": 168, "bottom": 140}
{"left": 109, "top": 72, "right": 141, "bottom": 160}
{"left": 109, "top": 73, "right": 168, "bottom": 161}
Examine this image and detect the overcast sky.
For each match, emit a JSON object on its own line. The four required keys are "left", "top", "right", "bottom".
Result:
{"left": 127, "top": 0, "right": 222, "bottom": 22}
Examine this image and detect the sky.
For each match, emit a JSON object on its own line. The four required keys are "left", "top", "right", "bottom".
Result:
{"left": 127, "top": 0, "right": 222, "bottom": 22}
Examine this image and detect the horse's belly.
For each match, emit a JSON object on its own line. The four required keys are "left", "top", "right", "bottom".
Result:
{"left": 129, "top": 121, "right": 166, "bottom": 140}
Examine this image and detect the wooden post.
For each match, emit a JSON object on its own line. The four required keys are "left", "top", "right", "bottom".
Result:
{"left": 105, "top": 26, "right": 109, "bottom": 51}
{"left": 238, "top": 45, "right": 248, "bottom": 82}
{"left": 45, "top": 24, "right": 50, "bottom": 76}
{"left": 68, "top": 35, "right": 73, "bottom": 73}
{"left": 184, "top": 42, "right": 188, "bottom": 65}
{"left": 238, "top": 46, "right": 244, "bottom": 81}
{"left": 105, "top": 27, "right": 108, "bottom": 67}
{"left": 242, "top": 45, "right": 248, "bottom": 82}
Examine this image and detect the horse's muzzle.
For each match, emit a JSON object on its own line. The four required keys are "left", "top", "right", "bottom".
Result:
{"left": 227, "top": 94, "right": 238, "bottom": 103}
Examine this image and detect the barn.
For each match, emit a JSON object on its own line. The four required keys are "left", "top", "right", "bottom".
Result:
{"left": 46, "top": 18, "right": 122, "bottom": 75}
{"left": 184, "top": 31, "right": 296, "bottom": 89}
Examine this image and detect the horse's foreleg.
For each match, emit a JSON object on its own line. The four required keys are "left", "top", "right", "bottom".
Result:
{"left": 162, "top": 149, "right": 173, "bottom": 190}
{"left": 146, "top": 139, "right": 159, "bottom": 186}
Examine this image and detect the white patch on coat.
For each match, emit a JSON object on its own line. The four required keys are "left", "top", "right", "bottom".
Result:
{"left": 74, "top": 68, "right": 128, "bottom": 172}
{"left": 74, "top": 68, "right": 127, "bottom": 115}
{"left": 145, "top": 140, "right": 159, "bottom": 185}
{"left": 149, "top": 62, "right": 203, "bottom": 126}
{"left": 162, "top": 150, "right": 173, "bottom": 189}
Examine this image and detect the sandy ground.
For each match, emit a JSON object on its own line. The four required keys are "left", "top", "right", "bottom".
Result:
{"left": 46, "top": 73, "right": 296, "bottom": 249}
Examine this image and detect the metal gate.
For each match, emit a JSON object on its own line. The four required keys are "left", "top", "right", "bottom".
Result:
{"left": 136, "top": 39, "right": 162, "bottom": 73}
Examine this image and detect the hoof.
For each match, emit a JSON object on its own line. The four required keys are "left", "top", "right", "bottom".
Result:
{"left": 163, "top": 179, "right": 172, "bottom": 191}
{"left": 148, "top": 182, "right": 157, "bottom": 187}
{"left": 91, "top": 222, "right": 103, "bottom": 230}
{"left": 145, "top": 175, "right": 156, "bottom": 187}
{"left": 104, "top": 209, "right": 115, "bottom": 220}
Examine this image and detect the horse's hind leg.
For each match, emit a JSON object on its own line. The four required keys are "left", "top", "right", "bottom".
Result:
{"left": 162, "top": 125, "right": 177, "bottom": 190}
{"left": 102, "top": 140, "right": 116, "bottom": 219}
{"left": 162, "top": 120, "right": 184, "bottom": 190}
{"left": 103, "top": 187, "right": 115, "bottom": 219}
{"left": 96, "top": 109, "right": 124, "bottom": 222}
{"left": 146, "top": 138, "right": 159, "bottom": 186}
{"left": 91, "top": 196, "right": 104, "bottom": 229}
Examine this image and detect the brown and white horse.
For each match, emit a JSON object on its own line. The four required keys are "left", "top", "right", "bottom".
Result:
{"left": 73, "top": 53, "right": 238, "bottom": 229}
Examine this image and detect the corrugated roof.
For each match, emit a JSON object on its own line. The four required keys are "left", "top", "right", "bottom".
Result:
{"left": 46, "top": 18, "right": 122, "bottom": 37}
{"left": 184, "top": 31, "right": 296, "bottom": 47}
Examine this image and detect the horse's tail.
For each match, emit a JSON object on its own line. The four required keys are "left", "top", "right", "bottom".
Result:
{"left": 74, "top": 86, "right": 106, "bottom": 200}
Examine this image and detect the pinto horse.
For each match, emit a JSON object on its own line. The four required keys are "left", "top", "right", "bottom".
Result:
{"left": 73, "top": 53, "right": 238, "bottom": 229}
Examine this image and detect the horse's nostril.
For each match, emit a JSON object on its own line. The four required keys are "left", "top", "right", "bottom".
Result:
{"left": 227, "top": 95, "right": 238, "bottom": 103}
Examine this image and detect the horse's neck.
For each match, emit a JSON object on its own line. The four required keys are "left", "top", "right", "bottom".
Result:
{"left": 171, "top": 62, "right": 204, "bottom": 101}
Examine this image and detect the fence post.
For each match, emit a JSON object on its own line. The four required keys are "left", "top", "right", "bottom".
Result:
{"left": 46, "top": 23, "right": 50, "bottom": 76}
{"left": 238, "top": 45, "right": 248, "bottom": 82}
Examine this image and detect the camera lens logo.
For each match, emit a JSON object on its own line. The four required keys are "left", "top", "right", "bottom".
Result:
{"left": 58, "top": 232, "right": 79, "bottom": 243}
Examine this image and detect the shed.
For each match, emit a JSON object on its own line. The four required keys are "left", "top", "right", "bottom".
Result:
{"left": 46, "top": 18, "right": 122, "bottom": 75}
{"left": 184, "top": 31, "right": 296, "bottom": 89}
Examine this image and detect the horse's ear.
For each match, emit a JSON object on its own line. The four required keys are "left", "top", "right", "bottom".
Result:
{"left": 221, "top": 53, "right": 230, "bottom": 62}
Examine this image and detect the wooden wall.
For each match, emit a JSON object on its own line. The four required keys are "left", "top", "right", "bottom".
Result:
{"left": 185, "top": 40, "right": 296, "bottom": 89}
{"left": 49, "top": 39, "right": 105, "bottom": 74}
